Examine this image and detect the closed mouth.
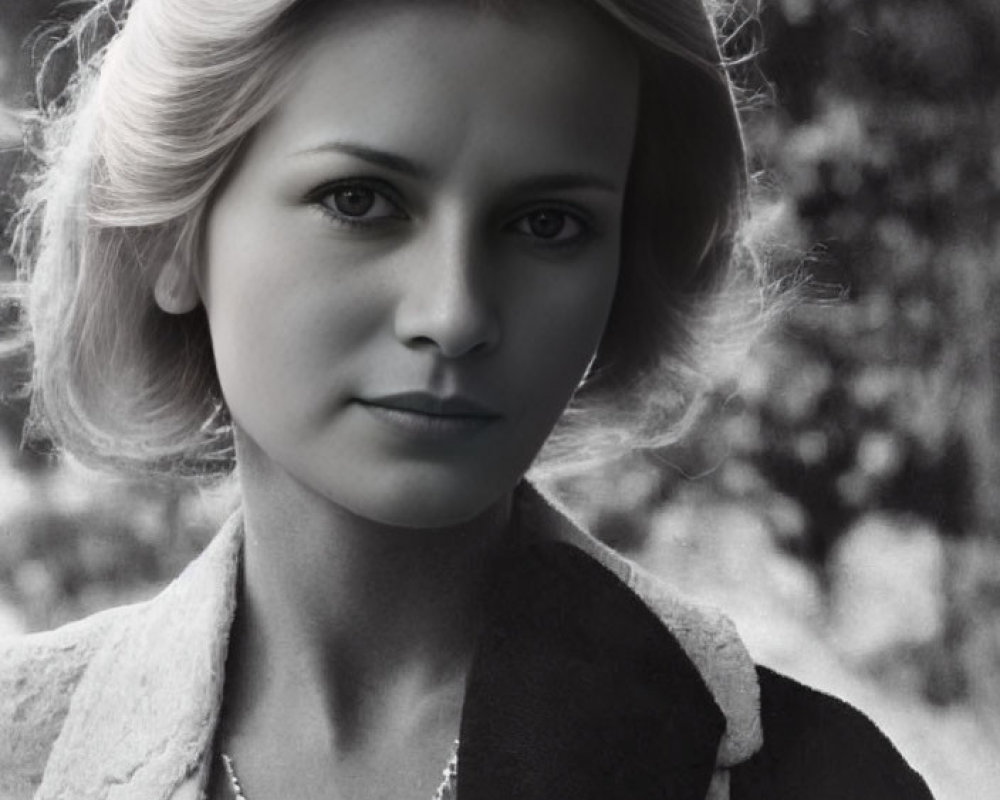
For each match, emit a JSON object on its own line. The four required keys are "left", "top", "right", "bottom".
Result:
{"left": 357, "top": 392, "right": 501, "bottom": 419}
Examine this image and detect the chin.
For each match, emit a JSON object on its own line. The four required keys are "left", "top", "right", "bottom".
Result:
{"left": 332, "top": 470, "right": 514, "bottom": 531}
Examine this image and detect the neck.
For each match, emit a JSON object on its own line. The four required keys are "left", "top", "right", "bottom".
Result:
{"left": 222, "top": 432, "right": 514, "bottom": 755}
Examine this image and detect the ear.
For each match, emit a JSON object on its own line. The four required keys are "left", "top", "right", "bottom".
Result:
{"left": 154, "top": 258, "right": 201, "bottom": 314}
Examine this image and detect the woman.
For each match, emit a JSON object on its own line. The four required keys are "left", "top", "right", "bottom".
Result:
{"left": 1, "top": 0, "right": 934, "bottom": 798}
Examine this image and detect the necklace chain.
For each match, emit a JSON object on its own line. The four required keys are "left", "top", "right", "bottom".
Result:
{"left": 221, "top": 754, "right": 248, "bottom": 800}
{"left": 220, "top": 742, "right": 459, "bottom": 800}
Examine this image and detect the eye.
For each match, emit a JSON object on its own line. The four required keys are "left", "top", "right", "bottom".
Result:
{"left": 314, "top": 180, "right": 407, "bottom": 227}
{"left": 510, "top": 208, "right": 590, "bottom": 245}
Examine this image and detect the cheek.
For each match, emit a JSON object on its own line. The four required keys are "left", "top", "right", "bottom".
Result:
{"left": 206, "top": 284, "right": 376, "bottom": 424}
{"left": 204, "top": 202, "right": 361, "bottom": 377}
{"left": 202, "top": 225, "right": 324, "bottom": 417}
{"left": 509, "top": 263, "right": 619, "bottom": 410}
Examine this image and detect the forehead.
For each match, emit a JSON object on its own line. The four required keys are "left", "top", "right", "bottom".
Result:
{"left": 246, "top": 0, "right": 639, "bottom": 184}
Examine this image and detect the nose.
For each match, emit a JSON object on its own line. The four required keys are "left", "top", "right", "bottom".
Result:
{"left": 393, "top": 221, "right": 500, "bottom": 359}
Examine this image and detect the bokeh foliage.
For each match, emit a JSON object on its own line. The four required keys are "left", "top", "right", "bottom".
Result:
{"left": 742, "top": 0, "right": 1000, "bottom": 714}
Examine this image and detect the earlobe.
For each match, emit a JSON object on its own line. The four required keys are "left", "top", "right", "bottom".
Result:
{"left": 154, "top": 258, "right": 201, "bottom": 314}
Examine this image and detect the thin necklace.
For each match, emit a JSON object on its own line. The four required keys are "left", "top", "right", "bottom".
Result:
{"left": 220, "top": 741, "right": 459, "bottom": 800}
{"left": 220, "top": 754, "right": 247, "bottom": 800}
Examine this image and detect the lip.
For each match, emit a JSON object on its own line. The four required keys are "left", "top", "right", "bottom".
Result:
{"left": 355, "top": 392, "right": 502, "bottom": 439}
{"left": 358, "top": 392, "right": 501, "bottom": 419}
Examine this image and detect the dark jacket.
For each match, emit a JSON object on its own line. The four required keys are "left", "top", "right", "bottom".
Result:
{"left": 0, "top": 485, "right": 933, "bottom": 799}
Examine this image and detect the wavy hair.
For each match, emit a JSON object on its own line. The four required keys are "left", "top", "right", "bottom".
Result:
{"left": 7, "top": 0, "right": 774, "bottom": 479}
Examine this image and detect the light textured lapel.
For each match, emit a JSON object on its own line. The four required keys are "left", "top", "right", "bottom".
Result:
{"left": 35, "top": 514, "right": 242, "bottom": 800}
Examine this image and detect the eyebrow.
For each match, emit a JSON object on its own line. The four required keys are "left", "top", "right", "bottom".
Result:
{"left": 291, "top": 141, "right": 623, "bottom": 194}
{"left": 291, "top": 141, "right": 431, "bottom": 179}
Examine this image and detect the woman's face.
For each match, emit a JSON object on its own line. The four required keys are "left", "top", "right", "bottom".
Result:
{"left": 201, "top": 0, "right": 639, "bottom": 526}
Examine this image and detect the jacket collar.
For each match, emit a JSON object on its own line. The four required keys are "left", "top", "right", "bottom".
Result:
{"left": 37, "top": 483, "right": 760, "bottom": 799}
{"left": 461, "top": 539, "right": 725, "bottom": 799}
{"left": 36, "top": 513, "right": 243, "bottom": 800}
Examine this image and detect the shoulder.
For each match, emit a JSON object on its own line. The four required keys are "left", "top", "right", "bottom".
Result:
{"left": 731, "top": 666, "right": 935, "bottom": 799}
{"left": 0, "top": 603, "right": 136, "bottom": 798}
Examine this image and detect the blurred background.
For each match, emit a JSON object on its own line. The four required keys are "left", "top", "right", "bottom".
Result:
{"left": 1, "top": 1, "right": 999, "bottom": 797}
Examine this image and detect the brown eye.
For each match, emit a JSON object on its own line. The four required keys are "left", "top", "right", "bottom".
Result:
{"left": 331, "top": 186, "right": 375, "bottom": 217}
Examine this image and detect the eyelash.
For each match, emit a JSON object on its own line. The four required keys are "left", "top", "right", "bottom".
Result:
{"left": 309, "top": 179, "right": 596, "bottom": 247}
{"left": 506, "top": 205, "right": 594, "bottom": 248}
{"left": 311, "top": 179, "right": 408, "bottom": 229}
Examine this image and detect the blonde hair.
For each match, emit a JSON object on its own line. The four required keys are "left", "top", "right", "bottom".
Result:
{"left": 7, "top": 0, "right": 773, "bottom": 479}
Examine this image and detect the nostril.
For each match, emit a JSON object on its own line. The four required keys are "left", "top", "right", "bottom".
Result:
{"left": 395, "top": 297, "right": 500, "bottom": 358}
{"left": 403, "top": 329, "right": 497, "bottom": 359}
